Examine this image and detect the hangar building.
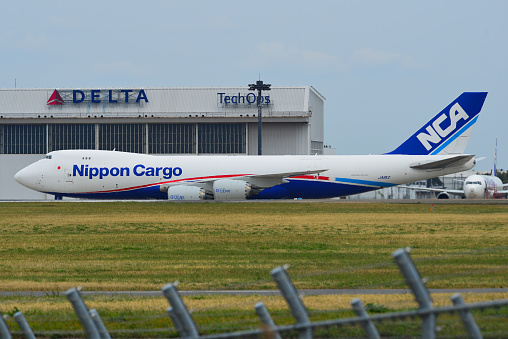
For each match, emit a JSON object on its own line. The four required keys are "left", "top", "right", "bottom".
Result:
{"left": 0, "top": 86, "right": 326, "bottom": 199}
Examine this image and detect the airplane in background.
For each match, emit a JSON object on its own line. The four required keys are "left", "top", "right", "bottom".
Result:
{"left": 14, "top": 92, "right": 487, "bottom": 201}
{"left": 401, "top": 138, "right": 508, "bottom": 199}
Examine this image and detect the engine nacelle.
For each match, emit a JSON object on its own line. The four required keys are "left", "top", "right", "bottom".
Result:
{"left": 436, "top": 192, "right": 450, "bottom": 199}
{"left": 168, "top": 186, "right": 207, "bottom": 201}
{"left": 213, "top": 179, "right": 253, "bottom": 200}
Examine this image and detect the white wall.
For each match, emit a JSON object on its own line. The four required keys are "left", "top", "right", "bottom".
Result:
{"left": 308, "top": 87, "right": 325, "bottom": 143}
{"left": 248, "top": 122, "right": 308, "bottom": 155}
{"left": 0, "top": 155, "right": 48, "bottom": 199}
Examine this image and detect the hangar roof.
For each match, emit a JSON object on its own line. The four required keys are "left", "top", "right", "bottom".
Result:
{"left": 0, "top": 86, "right": 324, "bottom": 119}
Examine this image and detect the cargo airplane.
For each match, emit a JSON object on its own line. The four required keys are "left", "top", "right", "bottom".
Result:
{"left": 14, "top": 92, "right": 487, "bottom": 201}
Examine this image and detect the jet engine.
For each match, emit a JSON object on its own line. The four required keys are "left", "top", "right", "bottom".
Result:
{"left": 212, "top": 179, "right": 256, "bottom": 200}
{"left": 436, "top": 192, "right": 450, "bottom": 199}
{"left": 168, "top": 186, "right": 208, "bottom": 201}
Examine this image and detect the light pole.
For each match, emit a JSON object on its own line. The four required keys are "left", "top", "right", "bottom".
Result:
{"left": 248, "top": 80, "right": 271, "bottom": 155}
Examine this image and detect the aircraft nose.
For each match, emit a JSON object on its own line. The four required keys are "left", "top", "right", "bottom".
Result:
{"left": 14, "top": 167, "right": 28, "bottom": 186}
{"left": 469, "top": 187, "right": 482, "bottom": 199}
{"left": 14, "top": 170, "right": 21, "bottom": 183}
{"left": 14, "top": 165, "right": 37, "bottom": 189}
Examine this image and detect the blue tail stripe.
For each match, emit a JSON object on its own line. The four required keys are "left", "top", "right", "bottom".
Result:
{"left": 429, "top": 115, "right": 478, "bottom": 155}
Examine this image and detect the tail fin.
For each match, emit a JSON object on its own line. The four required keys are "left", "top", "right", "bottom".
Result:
{"left": 387, "top": 92, "right": 487, "bottom": 155}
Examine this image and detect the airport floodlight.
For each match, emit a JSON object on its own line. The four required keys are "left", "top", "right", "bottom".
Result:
{"left": 248, "top": 80, "right": 272, "bottom": 92}
{"left": 248, "top": 80, "right": 271, "bottom": 155}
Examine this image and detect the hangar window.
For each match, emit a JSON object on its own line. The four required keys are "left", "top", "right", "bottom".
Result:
{"left": 99, "top": 124, "right": 145, "bottom": 153}
{"left": 198, "top": 123, "right": 246, "bottom": 154}
{"left": 49, "top": 124, "right": 95, "bottom": 151}
{"left": 0, "top": 124, "right": 46, "bottom": 154}
{"left": 148, "top": 124, "right": 195, "bottom": 154}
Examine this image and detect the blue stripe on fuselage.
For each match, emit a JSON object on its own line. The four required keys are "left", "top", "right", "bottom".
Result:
{"left": 45, "top": 185, "right": 167, "bottom": 200}
{"left": 251, "top": 179, "right": 392, "bottom": 199}
{"left": 334, "top": 177, "right": 396, "bottom": 188}
{"left": 46, "top": 178, "right": 394, "bottom": 200}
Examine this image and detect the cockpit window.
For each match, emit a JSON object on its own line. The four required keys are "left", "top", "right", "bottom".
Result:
{"left": 465, "top": 181, "right": 482, "bottom": 185}
{"left": 42, "top": 155, "right": 52, "bottom": 160}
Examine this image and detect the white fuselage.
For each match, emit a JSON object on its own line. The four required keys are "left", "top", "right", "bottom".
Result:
{"left": 14, "top": 150, "right": 476, "bottom": 200}
{"left": 463, "top": 174, "right": 504, "bottom": 199}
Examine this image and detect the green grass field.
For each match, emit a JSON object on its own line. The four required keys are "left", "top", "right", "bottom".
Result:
{"left": 1, "top": 201, "right": 506, "bottom": 291}
{"left": 0, "top": 201, "right": 507, "bottom": 337}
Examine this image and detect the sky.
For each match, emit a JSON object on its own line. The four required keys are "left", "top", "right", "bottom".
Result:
{"left": 1, "top": 1, "right": 507, "bottom": 172}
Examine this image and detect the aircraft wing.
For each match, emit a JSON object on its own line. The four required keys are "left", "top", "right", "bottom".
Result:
{"left": 398, "top": 185, "right": 465, "bottom": 197}
{"left": 493, "top": 182, "right": 508, "bottom": 197}
{"left": 409, "top": 155, "right": 474, "bottom": 170}
{"left": 236, "top": 169, "right": 330, "bottom": 188}
{"left": 244, "top": 169, "right": 328, "bottom": 179}
{"left": 496, "top": 189, "right": 508, "bottom": 196}
{"left": 163, "top": 169, "right": 329, "bottom": 190}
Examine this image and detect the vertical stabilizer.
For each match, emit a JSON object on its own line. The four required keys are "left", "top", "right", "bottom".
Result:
{"left": 387, "top": 92, "right": 487, "bottom": 155}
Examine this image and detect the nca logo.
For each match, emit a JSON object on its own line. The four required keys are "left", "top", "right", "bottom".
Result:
{"left": 416, "top": 103, "right": 469, "bottom": 151}
{"left": 47, "top": 89, "right": 64, "bottom": 105}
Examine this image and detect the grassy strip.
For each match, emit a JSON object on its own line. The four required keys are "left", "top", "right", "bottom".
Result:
{"left": 1, "top": 293, "right": 507, "bottom": 337}
{"left": 1, "top": 201, "right": 507, "bottom": 336}
{"left": 0, "top": 202, "right": 506, "bottom": 290}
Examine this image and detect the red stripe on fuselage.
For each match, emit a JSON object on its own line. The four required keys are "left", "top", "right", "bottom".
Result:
{"left": 291, "top": 175, "right": 330, "bottom": 181}
{"left": 82, "top": 174, "right": 254, "bottom": 194}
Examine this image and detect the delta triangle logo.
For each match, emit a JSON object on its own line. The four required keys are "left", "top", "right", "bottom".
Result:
{"left": 47, "top": 89, "right": 64, "bottom": 105}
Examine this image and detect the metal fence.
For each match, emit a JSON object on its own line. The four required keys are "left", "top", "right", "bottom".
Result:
{"left": 1, "top": 248, "right": 507, "bottom": 338}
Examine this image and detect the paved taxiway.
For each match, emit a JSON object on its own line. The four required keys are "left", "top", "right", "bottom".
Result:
{"left": 2, "top": 198, "right": 508, "bottom": 204}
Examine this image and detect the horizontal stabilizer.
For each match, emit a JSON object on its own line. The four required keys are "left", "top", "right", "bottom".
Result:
{"left": 409, "top": 155, "right": 474, "bottom": 170}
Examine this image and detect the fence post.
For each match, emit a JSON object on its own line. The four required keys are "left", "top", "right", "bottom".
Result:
{"left": 65, "top": 287, "right": 101, "bottom": 339}
{"left": 450, "top": 294, "right": 482, "bottom": 339}
{"left": 89, "top": 309, "right": 111, "bottom": 339}
{"left": 13, "top": 311, "right": 36, "bottom": 339}
{"left": 392, "top": 248, "right": 435, "bottom": 339}
{"left": 255, "top": 302, "right": 281, "bottom": 339}
{"left": 0, "top": 314, "right": 12, "bottom": 339}
{"left": 167, "top": 307, "right": 187, "bottom": 338}
{"left": 162, "top": 283, "right": 199, "bottom": 338}
{"left": 351, "top": 298, "right": 380, "bottom": 339}
{"left": 271, "top": 266, "right": 312, "bottom": 339}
